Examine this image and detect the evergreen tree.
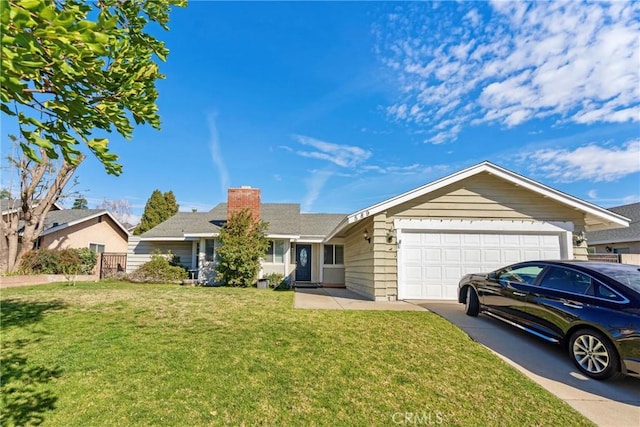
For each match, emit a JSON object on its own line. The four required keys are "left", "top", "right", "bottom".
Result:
{"left": 164, "top": 191, "right": 179, "bottom": 217}
{"left": 134, "top": 190, "right": 169, "bottom": 235}
{"left": 72, "top": 197, "right": 88, "bottom": 209}
{"left": 216, "top": 209, "right": 269, "bottom": 287}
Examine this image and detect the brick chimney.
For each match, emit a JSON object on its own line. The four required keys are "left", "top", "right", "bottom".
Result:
{"left": 227, "top": 186, "right": 261, "bottom": 222}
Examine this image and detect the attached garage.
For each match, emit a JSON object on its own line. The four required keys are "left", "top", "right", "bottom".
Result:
{"left": 396, "top": 219, "right": 570, "bottom": 299}
{"left": 328, "top": 162, "right": 631, "bottom": 302}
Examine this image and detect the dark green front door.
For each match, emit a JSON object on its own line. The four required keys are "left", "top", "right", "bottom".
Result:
{"left": 295, "top": 245, "right": 311, "bottom": 281}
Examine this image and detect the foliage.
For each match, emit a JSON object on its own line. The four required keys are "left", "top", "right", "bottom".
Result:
{"left": 134, "top": 190, "right": 179, "bottom": 235}
{"left": 128, "top": 250, "right": 186, "bottom": 283}
{"left": 0, "top": 283, "right": 592, "bottom": 426}
{"left": 19, "top": 248, "right": 60, "bottom": 274}
{"left": 18, "top": 248, "right": 97, "bottom": 275}
{"left": 1, "top": 0, "right": 187, "bottom": 175}
{"left": 1, "top": 136, "right": 78, "bottom": 273}
{"left": 73, "top": 248, "right": 97, "bottom": 274}
{"left": 216, "top": 209, "right": 269, "bottom": 287}
{"left": 263, "top": 272, "right": 285, "bottom": 288}
{"left": 0, "top": 189, "right": 10, "bottom": 199}
{"left": 71, "top": 197, "right": 88, "bottom": 209}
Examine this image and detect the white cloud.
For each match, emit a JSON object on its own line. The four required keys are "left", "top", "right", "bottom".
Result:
{"left": 293, "top": 134, "right": 372, "bottom": 168}
{"left": 521, "top": 139, "right": 640, "bottom": 182}
{"left": 376, "top": 1, "right": 640, "bottom": 143}
{"left": 302, "top": 170, "right": 332, "bottom": 212}
{"left": 207, "top": 113, "right": 229, "bottom": 193}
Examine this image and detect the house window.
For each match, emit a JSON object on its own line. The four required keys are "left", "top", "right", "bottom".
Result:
{"left": 265, "top": 240, "right": 285, "bottom": 263}
{"left": 89, "top": 243, "right": 105, "bottom": 253}
{"left": 205, "top": 239, "right": 215, "bottom": 261}
{"left": 324, "top": 244, "right": 344, "bottom": 265}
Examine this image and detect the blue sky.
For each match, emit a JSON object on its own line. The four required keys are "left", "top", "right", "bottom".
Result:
{"left": 3, "top": 1, "right": 640, "bottom": 223}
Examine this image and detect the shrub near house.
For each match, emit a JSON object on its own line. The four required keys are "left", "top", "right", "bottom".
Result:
{"left": 128, "top": 251, "right": 187, "bottom": 283}
{"left": 19, "top": 248, "right": 97, "bottom": 275}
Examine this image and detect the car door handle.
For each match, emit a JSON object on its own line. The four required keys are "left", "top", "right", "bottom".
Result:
{"left": 513, "top": 292, "right": 527, "bottom": 297}
{"left": 563, "top": 302, "right": 583, "bottom": 309}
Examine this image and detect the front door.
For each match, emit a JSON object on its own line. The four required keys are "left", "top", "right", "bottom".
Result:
{"left": 295, "top": 244, "right": 312, "bottom": 282}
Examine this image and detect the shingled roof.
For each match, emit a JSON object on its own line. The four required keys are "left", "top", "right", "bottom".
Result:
{"left": 39, "top": 209, "right": 129, "bottom": 236}
{"left": 587, "top": 202, "right": 639, "bottom": 245}
{"left": 140, "top": 202, "right": 348, "bottom": 241}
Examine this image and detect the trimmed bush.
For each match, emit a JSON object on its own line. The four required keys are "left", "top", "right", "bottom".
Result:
{"left": 129, "top": 251, "right": 187, "bottom": 283}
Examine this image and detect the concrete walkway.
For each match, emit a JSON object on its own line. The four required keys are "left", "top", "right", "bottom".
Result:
{"left": 294, "top": 289, "right": 640, "bottom": 426}
{"left": 294, "top": 287, "right": 425, "bottom": 311}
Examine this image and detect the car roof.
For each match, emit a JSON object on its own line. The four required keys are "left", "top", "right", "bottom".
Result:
{"left": 533, "top": 260, "right": 640, "bottom": 274}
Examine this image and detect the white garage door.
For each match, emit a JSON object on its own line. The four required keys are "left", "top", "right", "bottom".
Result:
{"left": 398, "top": 232, "right": 562, "bottom": 300}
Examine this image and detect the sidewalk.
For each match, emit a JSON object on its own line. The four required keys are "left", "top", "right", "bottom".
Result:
{"left": 294, "top": 287, "right": 426, "bottom": 311}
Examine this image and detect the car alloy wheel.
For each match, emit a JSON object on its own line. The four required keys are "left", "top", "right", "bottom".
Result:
{"left": 569, "top": 329, "right": 621, "bottom": 380}
{"left": 573, "top": 335, "right": 609, "bottom": 374}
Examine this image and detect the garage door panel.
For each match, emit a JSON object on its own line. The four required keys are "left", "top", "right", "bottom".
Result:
{"left": 483, "top": 249, "right": 501, "bottom": 263}
{"left": 424, "top": 248, "right": 442, "bottom": 262}
{"left": 501, "top": 235, "right": 521, "bottom": 245}
{"left": 462, "top": 249, "right": 481, "bottom": 263}
{"left": 482, "top": 235, "right": 500, "bottom": 246}
{"left": 443, "top": 249, "right": 461, "bottom": 262}
{"left": 442, "top": 234, "right": 461, "bottom": 245}
{"left": 462, "top": 234, "right": 481, "bottom": 245}
{"left": 399, "top": 231, "right": 562, "bottom": 300}
{"left": 403, "top": 233, "right": 423, "bottom": 244}
{"left": 404, "top": 247, "right": 422, "bottom": 262}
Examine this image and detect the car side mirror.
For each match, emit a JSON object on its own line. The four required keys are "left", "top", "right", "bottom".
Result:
{"left": 487, "top": 272, "right": 498, "bottom": 281}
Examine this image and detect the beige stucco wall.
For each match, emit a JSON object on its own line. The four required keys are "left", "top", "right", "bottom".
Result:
{"left": 40, "top": 215, "right": 128, "bottom": 252}
{"left": 342, "top": 172, "right": 592, "bottom": 301}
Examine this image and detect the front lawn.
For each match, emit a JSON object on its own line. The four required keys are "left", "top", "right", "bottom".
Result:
{"left": 1, "top": 283, "right": 591, "bottom": 426}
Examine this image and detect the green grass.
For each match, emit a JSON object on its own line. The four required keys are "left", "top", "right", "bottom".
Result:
{"left": 1, "top": 282, "right": 592, "bottom": 426}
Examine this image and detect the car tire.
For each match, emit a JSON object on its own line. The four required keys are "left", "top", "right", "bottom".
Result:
{"left": 464, "top": 286, "right": 480, "bottom": 317}
{"left": 569, "top": 329, "right": 622, "bottom": 381}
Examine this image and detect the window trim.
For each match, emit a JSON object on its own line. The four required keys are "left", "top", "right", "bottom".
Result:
{"left": 323, "top": 244, "right": 344, "bottom": 266}
{"left": 265, "top": 240, "right": 285, "bottom": 264}
{"left": 88, "top": 242, "right": 106, "bottom": 253}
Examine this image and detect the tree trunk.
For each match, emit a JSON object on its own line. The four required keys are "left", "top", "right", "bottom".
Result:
{"left": 1, "top": 151, "right": 79, "bottom": 273}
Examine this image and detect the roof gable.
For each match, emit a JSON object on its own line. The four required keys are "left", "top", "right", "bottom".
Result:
{"left": 332, "top": 161, "right": 629, "bottom": 237}
{"left": 41, "top": 209, "right": 130, "bottom": 237}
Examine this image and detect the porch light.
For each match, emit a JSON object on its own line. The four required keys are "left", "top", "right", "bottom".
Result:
{"left": 363, "top": 229, "right": 371, "bottom": 243}
{"left": 386, "top": 228, "right": 396, "bottom": 244}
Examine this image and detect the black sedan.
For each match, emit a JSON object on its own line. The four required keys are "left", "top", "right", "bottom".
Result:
{"left": 458, "top": 261, "right": 640, "bottom": 380}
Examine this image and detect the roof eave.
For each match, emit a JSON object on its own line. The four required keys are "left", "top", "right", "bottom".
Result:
{"left": 341, "top": 161, "right": 630, "bottom": 232}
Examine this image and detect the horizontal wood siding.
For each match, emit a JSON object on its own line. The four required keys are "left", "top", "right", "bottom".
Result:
{"left": 390, "top": 173, "right": 585, "bottom": 226}
{"left": 344, "top": 218, "right": 375, "bottom": 299}
{"left": 126, "top": 238, "right": 193, "bottom": 273}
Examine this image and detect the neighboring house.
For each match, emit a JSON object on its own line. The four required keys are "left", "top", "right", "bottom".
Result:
{"left": 36, "top": 209, "right": 130, "bottom": 253}
{"left": 587, "top": 202, "right": 640, "bottom": 254}
{"left": 127, "top": 162, "right": 630, "bottom": 301}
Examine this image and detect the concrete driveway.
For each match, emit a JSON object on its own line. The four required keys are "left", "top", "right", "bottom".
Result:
{"left": 413, "top": 301, "right": 640, "bottom": 427}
